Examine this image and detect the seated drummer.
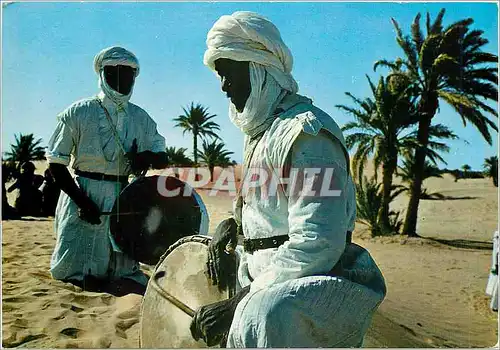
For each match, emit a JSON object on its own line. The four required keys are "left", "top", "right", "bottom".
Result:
{"left": 190, "top": 12, "right": 387, "bottom": 347}
{"left": 46, "top": 46, "right": 168, "bottom": 292}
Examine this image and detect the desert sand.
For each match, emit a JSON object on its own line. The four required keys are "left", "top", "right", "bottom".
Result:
{"left": 2, "top": 163, "right": 498, "bottom": 348}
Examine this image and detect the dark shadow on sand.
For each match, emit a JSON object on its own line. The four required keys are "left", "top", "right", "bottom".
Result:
{"left": 426, "top": 237, "right": 493, "bottom": 250}
{"left": 65, "top": 276, "right": 147, "bottom": 297}
{"left": 422, "top": 195, "right": 478, "bottom": 201}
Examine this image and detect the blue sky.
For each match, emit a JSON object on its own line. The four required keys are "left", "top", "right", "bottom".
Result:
{"left": 2, "top": 1, "right": 498, "bottom": 170}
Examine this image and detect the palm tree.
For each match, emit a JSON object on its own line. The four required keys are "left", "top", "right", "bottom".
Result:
{"left": 483, "top": 156, "right": 498, "bottom": 187}
{"left": 4, "top": 133, "right": 45, "bottom": 167}
{"left": 375, "top": 9, "right": 498, "bottom": 236}
{"left": 197, "top": 140, "right": 234, "bottom": 182}
{"left": 173, "top": 103, "right": 221, "bottom": 165}
{"left": 397, "top": 156, "right": 444, "bottom": 199}
{"left": 355, "top": 175, "right": 405, "bottom": 236}
{"left": 337, "top": 74, "right": 417, "bottom": 233}
{"left": 164, "top": 146, "right": 193, "bottom": 167}
{"left": 461, "top": 164, "right": 472, "bottom": 179}
{"left": 397, "top": 123, "right": 457, "bottom": 199}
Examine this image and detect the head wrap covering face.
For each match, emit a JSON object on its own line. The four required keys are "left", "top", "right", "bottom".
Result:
{"left": 93, "top": 46, "right": 140, "bottom": 107}
{"left": 204, "top": 11, "right": 298, "bottom": 93}
{"left": 204, "top": 11, "right": 298, "bottom": 137}
{"left": 229, "top": 62, "right": 286, "bottom": 137}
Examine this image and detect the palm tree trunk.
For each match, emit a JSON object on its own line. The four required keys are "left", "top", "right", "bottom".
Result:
{"left": 378, "top": 154, "right": 397, "bottom": 234}
{"left": 209, "top": 166, "right": 214, "bottom": 183}
{"left": 403, "top": 117, "right": 434, "bottom": 237}
{"left": 403, "top": 90, "right": 439, "bottom": 237}
{"left": 193, "top": 132, "right": 198, "bottom": 166}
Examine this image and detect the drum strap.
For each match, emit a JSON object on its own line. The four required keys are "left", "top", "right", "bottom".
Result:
{"left": 243, "top": 235, "right": 289, "bottom": 254}
{"left": 75, "top": 169, "right": 128, "bottom": 183}
{"left": 243, "top": 231, "right": 353, "bottom": 254}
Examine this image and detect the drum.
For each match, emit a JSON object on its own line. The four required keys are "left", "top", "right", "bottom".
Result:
{"left": 140, "top": 235, "right": 230, "bottom": 348}
{"left": 110, "top": 175, "right": 209, "bottom": 265}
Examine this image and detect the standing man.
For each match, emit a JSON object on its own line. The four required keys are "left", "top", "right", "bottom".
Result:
{"left": 47, "top": 46, "right": 167, "bottom": 292}
{"left": 190, "top": 12, "right": 386, "bottom": 347}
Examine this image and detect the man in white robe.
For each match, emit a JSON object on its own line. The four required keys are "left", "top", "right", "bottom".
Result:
{"left": 190, "top": 12, "right": 386, "bottom": 347}
{"left": 46, "top": 46, "right": 167, "bottom": 293}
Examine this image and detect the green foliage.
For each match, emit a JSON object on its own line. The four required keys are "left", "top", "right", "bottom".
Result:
{"left": 355, "top": 175, "right": 404, "bottom": 236}
{"left": 197, "top": 140, "right": 234, "bottom": 182}
{"left": 164, "top": 146, "right": 193, "bottom": 166}
{"left": 337, "top": 74, "right": 417, "bottom": 181}
{"left": 375, "top": 8, "right": 498, "bottom": 235}
{"left": 461, "top": 164, "right": 472, "bottom": 172}
{"left": 4, "top": 133, "right": 45, "bottom": 165}
{"left": 397, "top": 156, "right": 444, "bottom": 199}
{"left": 173, "top": 103, "right": 220, "bottom": 164}
{"left": 483, "top": 156, "right": 498, "bottom": 187}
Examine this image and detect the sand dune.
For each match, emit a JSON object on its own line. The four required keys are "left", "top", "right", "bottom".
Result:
{"left": 2, "top": 161, "right": 498, "bottom": 348}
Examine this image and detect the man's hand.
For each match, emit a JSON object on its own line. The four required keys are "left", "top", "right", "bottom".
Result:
{"left": 125, "top": 139, "right": 168, "bottom": 173}
{"left": 190, "top": 286, "right": 250, "bottom": 346}
{"left": 75, "top": 192, "right": 102, "bottom": 225}
{"left": 48, "top": 163, "right": 102, "bottom": 225}
{"left": 207, "top": 218, "right": 238, "bottom": 292}
{"left": 125, "top": 139, "right": 150, "bottom": 174}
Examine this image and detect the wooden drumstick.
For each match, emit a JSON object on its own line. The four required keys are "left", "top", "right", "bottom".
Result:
{"left": 151, "top": 270, "right": 196, "bottom": 318}
{"left": 100, "top": 211, "right": 142, "bottom": 216}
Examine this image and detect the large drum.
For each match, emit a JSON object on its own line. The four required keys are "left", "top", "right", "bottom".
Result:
{"left": 110, "top": 175, "right": 209, "bottom": 265}
{"left": 140, "top": 235, "right": 230, "bottom": 348}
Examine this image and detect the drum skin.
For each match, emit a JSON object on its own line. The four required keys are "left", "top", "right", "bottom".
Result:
{"left": 110, "top": 175, "right": 202, "bottom": 265}
{"left": 140, "top": 236, "right": 228, "bottom": 348}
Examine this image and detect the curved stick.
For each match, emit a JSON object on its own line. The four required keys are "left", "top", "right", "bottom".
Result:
{"left": 151, "top": 270, "right": 195, "bottom": 318}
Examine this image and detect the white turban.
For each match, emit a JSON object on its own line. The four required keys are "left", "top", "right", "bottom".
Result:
{"left": 204, "top": 12, "right": 298, "bottom": 138}
{"left": 93, "top": 46, "right": 140, "bottom": 76}
{"left": 93, "top": 46, "right": 140, "bottom": 107}
{"left": 204, "top": 11, "right": 297, "bottom": 93}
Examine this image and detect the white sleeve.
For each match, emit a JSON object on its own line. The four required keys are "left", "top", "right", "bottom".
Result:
{"left": 250, "top": 131, "right": 350, "bottom": 292}
{"left": 45, "top": 109, "right": 77, "bottom": 166}
{"left": 143, "top": 115, "right": 166, "bottom": 153}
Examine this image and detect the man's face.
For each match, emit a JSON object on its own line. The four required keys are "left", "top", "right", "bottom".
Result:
{"left": 214, "top": 59, "right": 251, "bottom": 112}
{"left": 103, "top": 65, "right": 137, "bottom": 95}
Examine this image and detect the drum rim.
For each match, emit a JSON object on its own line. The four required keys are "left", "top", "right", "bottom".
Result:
{"left": 153, "top": 235, "right": 212, "bottom": 272}
{"left": 140, "top": 234, "right": 231, "bottom": 349}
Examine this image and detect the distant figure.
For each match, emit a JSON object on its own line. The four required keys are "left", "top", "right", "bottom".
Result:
{"left": 2, "top": 163, "right": 19, "bottom": 219}
{"left": 7, "top": 161, "right": 43, "bottom": 217}
{"left": 486, "top": 230, "right": 498, "bottom": 312}
{"left": 40, "top": 168, "right": 61, "bottom": 217}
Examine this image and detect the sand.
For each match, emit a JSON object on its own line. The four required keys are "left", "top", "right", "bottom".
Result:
{"left": 2, "top": 163, "right": 498, "bottom": 348}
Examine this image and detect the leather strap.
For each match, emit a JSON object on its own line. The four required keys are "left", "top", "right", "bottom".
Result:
{"left": 243, "top": 231, "right": 353, "bottom": 254}
{"left": 243, "top": 235, "right": 290, "bottom": 254}
{"left": 75, "top": 169, "right": 128, "bottom": 183}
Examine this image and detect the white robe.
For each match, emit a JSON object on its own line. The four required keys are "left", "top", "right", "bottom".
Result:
{"left": 486, "top": 230, "right": 498, "bottom": 311}
{"left": 46, "top": 92, "right": 165, "bottom": 283}
{"left": 227, "top": 100, "right": 386, "bottom": 347}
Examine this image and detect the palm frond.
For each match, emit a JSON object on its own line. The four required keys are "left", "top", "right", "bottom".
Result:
{"left": 419, "top": 34, "right": 442, "bottom": 74}
{"left": 439, "top": 90, "right": 497, "bottom": 144}
{"left": 411, "top": 12, "right": 425, "bottom": 52}
{"left": 373, "top": 59, "right": 399, "bottom": 72}
{"left": 429, "top": 8, "right": 446, "bottom": 35}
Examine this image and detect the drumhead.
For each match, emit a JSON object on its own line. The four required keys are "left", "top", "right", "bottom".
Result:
{"left": 140, "top": 235, "right": 229, "bottom": 348}
{"left": 110, "top": 175, "right": 209, "bottom": 265}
